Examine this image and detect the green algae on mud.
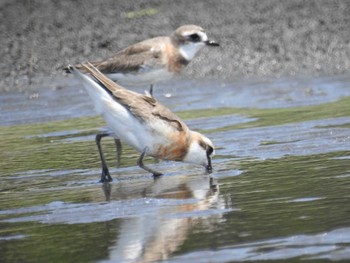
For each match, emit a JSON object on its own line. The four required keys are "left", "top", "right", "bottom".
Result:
{"left": 0, "top": 94, "right": 349, "bottom": 262}
{"left": 178, "top": 96, "right": 350, "bottom": 132}
{"left": 0, "top": 95, "right": 349, "bottom": 212}
{"left": 2, "top": 150, "right": 350, "bottom": 263}
{"left": 0, "top": 115, "right": 133, "bottom": 175}
{"left": 0, "top": 220, "right": 120, "bottom": 263}
{"left": 0, "top": 95, "right": 349, "bottom": 176}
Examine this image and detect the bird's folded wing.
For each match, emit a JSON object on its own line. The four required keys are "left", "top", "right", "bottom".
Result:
{"left": 78, "top": 38, "right": 166, "bottom": 74}
{"left": 79, "top": 63, "right": 187, "bottom": 132}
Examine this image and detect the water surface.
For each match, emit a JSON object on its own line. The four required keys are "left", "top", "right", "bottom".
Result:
{"left": 1, "top": 75, "right": 350, "bottom": 262}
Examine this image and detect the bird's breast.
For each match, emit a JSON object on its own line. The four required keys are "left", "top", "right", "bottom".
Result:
{"left": 164, "top": 43, "right": 189, "bottom": 74}
{"left": 153, "top": 131, "right": 190, "bottom": 161}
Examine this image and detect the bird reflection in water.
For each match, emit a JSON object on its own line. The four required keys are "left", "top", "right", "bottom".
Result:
{"left": 99, "top": 175, "right": 223, "bottom": 263}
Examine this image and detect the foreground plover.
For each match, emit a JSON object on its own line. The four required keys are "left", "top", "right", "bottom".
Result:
{"left": 67, "top": 24, "right": 219, "bottom": 95}
{"left": 67, "top": 63, "right": 215, "bottom": 182}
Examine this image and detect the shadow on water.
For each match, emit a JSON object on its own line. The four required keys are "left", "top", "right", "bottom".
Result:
{"left": 1, "top": 75, "right": 350, "bottom": 262}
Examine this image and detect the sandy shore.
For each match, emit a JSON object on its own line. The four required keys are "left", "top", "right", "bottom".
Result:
{"left": 1, "top": 0, "right": 350, "bottom": 91}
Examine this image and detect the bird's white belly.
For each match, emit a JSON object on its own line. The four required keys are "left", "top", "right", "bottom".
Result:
{"left": 79, "top": 76, "right": 149, "bottom": 152}
{"left": 77, "top": 69, "right": 170, "bottom": 155}
{"left": 102, "top": 100, "right": 176, "bottom": 157}
{"left": 102, "top": 99, "right": 152, "bottom": 153}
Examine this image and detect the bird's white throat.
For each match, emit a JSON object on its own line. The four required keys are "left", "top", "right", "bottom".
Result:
{"left": 179, "top": 42, "right": 205, "bottom": 61}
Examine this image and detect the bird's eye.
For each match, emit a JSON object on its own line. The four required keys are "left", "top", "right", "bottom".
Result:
{"left": 189, "top": 33, "right": 200, "bottom": 42}
{"left": 207, "top": 146, "right": 214, "bottom": 156}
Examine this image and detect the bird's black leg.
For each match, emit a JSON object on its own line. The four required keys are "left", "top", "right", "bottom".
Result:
{"left": 137, "top": 147, "right": 163, "bottom": 177}
{"left": 96, "top": 133, "right": 113, "bottom": 183}
{"left": 149, "top": 84, "right": 154, "bottom": 96}
{"left": 114, "top": 138, "right": 122, "bottom": 168}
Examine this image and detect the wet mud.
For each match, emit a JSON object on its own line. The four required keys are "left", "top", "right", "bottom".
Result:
{"left": 1, "top": 75, "right": 350, "bottom": 262}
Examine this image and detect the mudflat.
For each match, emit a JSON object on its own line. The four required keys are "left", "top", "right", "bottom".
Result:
{"left": 1, "top": 0, "right": 349, "bottom": 91}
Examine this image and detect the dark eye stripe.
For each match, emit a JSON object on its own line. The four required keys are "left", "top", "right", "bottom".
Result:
{"left": 189, "top": 33, "right": 200, "bottom": 42}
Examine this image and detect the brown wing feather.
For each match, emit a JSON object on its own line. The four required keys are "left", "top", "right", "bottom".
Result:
{"left": 79, "top": 63, "right": 186, "bottom": 132}
{"left": 79, "top": 63, "right": 126, "bottom": 93}
{"left": 78, "top": 37, "right": 168, "bottom": 74}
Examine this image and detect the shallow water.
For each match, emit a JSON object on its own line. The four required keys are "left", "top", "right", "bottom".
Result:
{"left": 1, "top": 75, "right": 350, "bottom": 262}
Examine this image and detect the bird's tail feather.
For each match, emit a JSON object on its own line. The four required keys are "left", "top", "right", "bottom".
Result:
{"left": 79, "top": 62, "right": 126, "bottom": 93}
{"left": 67, "top": 64, "right": 113, "bottom": 114}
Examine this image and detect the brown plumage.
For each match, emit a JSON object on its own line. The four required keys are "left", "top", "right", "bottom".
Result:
{"left": 79, "top": 63, "right": 186, "bottom": 134}
{"left": 76, "top": 37, "right": 189, "bottom": 75}
{"left": 70, "top": 63, "right": 215, "bottom": 179}
{"left": 66, "top": 25, "right": 219, "bottom": 91}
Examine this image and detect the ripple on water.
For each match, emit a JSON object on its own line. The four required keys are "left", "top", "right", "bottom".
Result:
{"left": 167, "top": 227, "right": 350, "bottom": 262}
{"left": 214, "top": 116, "right": 350, "bottom": 159}
{"left": 1, "top": 75, "right": 350, "bottom": 262}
